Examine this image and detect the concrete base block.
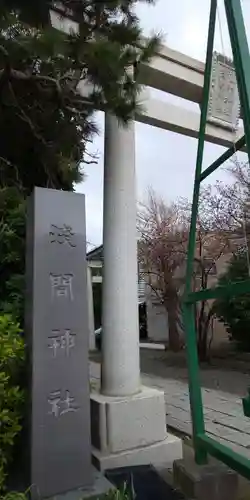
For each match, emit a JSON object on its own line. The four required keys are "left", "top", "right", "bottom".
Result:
{"left": 92, "top": 434, "right": 183, "bottom": 472}
{"left": 91, "top": 386, "right": 168, "bottom": 453}
{"left": 174, "top": 458, "right": 238, "bottom": 500}
{"left": 90, "top": 385, "right": 183, "bottom": 472}
{"left": 47, "top": 468, "right": 115, "bottom": 500}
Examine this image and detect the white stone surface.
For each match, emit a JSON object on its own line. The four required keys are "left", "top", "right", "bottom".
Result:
{"left": 87, "top": 266, "right": 95, "bottom": 351}
{"left": 91, "top": 387, "right": 167, "bottom": 453}
{"left": 137, "top": 97, "right": 244, "bottom": 149}
{"left": 101, "top": 115, "right": 140, "bottom": 397}
{"left": 140, "top": 343, "right": 166, "bottom": 350}
{"left": 108, "top": 387, "right": 167, "bottom": 452}
{"left": 208, "top": 53, "right": 240, "bottom": 130}
{"left": 50, "top": 9, "right": 79, "bottom": 35}
{"left": 92, "top": 434, "right": 183, "bottom": 472}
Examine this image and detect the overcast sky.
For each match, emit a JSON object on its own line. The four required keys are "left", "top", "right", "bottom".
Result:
{"left": 75, "top": 0, "right": 250, "bottom": 248}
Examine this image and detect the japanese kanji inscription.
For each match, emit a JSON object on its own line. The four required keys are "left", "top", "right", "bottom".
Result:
{"left": 48, "top": 329, "right": 76, "bottom": 358}
{"left": 49, "top": 224, "right": 76, "bottom": 247}
{"left": 208, "top": 52, "right": 240, "bottom": 130}
{"left": 48, "top": 389, "right": 79, "bottom": 417}
{"left": 25, "top": 187, "right": 92, "bottom": 499}
{"left": 50, "top": 273, "right": 74, "bottom": 301}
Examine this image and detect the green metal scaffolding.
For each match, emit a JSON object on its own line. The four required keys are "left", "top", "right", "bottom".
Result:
{"left": 183, "top": 0, "right": 250, "bottom": 478}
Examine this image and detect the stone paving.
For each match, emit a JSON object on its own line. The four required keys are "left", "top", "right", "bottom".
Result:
{"left": 90, "top": 361, "right": 250, "bottom": 459}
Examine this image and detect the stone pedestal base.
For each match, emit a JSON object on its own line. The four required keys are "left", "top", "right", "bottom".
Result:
{"left": 92, "top": 434, "right": 182, "bottom": 472}
{"left": 90, "top": 386, "right": 182, "bottom": 471}
{"left": 47, "top": 468, "right": 115, "bottom": 500}
{"left": 174, "top": 458, "right": 238, "bottom": 500}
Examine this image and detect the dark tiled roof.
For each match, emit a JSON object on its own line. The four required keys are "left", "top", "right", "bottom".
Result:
{"left": 87, "top": 244, "right": 103, "bottom": 261}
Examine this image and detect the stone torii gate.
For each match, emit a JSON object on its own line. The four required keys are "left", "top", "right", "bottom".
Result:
{"left": 51, "top": 8, "right": 243, "bottom": 470}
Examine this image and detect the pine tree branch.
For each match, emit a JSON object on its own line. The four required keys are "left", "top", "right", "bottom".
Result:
{"left": 0, "top": 44, "right": 92, "bottom": 105}
{"left": 0, "top": 43, "right": 10, "bottom": 73}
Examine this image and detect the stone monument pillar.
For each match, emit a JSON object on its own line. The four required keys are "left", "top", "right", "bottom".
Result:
{"left": 25, "top": 187, "right": 92, "bottom": 498}
{"left": 90, "top": 115, "right": 182, "bottom": 470}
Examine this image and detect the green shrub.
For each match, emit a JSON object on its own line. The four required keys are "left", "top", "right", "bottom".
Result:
{"left": 214, "top": 248, "right": 250, "bottom": 350}
{"left": 0, "top": 188, "right": 26, "bottom": 328}
{"left": 0, "top": 483, "right": 132, "bottom": 500}
{"left": 0, "top": 491, "right": 28, "bottom": 500}
{"left": 0, "top": 315, "right": 25, "bottom": 491}
{"left": 103, "top": 484, "right": 133, "bottom": 499}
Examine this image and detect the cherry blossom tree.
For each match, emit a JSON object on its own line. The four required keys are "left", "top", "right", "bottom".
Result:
{"left": 138, "top": 186, "right": 234, "bottom": 359}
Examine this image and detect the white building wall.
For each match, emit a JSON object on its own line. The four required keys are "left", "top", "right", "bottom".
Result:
{"left": 145, "top": 285, "right": 169, "bottom": 343}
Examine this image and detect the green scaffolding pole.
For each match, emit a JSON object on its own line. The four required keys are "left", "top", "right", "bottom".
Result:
{"left": 182, "top": 0, "right": 250, "bottom": 475}
{"left": 182, "top": 0, "right": 217, "bottom": 465}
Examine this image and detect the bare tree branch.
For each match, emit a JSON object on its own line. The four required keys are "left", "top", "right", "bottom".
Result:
{"left": 137, "top": 185, "right": 235, "bottom": 357}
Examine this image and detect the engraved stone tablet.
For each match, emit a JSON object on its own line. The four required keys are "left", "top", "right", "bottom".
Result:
{"left": 208, "top": 52, "right": 240, "bottom": 131}
{"left": 25, "top": 187, "right": 92, "bottom": 498}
